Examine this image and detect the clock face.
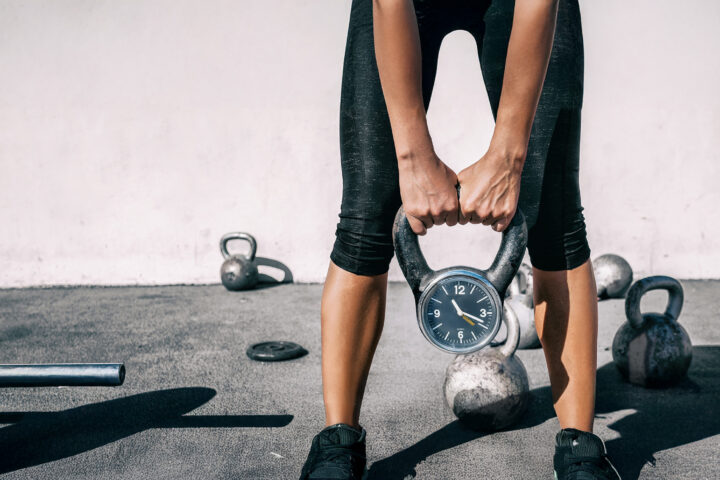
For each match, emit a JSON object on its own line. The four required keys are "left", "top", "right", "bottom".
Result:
{"left": 419, "top": 273, "right": 501, "bottom": 353}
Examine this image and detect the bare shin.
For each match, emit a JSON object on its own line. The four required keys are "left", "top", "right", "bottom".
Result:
{"left": 321, "top": 261, "right": 388, "bottom": 428}
{"left": 533, "top": 259, "right": 598, "bottom": 432}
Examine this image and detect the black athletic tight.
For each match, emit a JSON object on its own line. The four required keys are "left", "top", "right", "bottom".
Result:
{"left": 330, "top": 0, "right": 590, "bottom": 276}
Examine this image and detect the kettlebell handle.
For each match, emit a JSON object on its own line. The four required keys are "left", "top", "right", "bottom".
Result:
{"left": 220, "top": 232, "right": 257, "bottom": 261}
{"left": 392, "top": 185, "right": 528, "bottom": 299}
{"left": 625, "top": 275, "right": 684, "bottom": 330}
{"left": 499, "top": 302, "right": 521, "bottom": 357}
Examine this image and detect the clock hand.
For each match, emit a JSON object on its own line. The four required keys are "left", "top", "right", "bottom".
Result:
{"left": 451, "top": 299, "right": 463, "bottom": 316}
{"left": 451, "top": 299, "right": 475, "bottom": 326}
{"left": 464, "top": 312, "right": 486, "bottom": 323}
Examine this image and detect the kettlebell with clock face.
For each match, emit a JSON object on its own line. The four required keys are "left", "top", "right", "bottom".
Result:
{"left": 392, "top": 189, "right": 528, "bottom": 354}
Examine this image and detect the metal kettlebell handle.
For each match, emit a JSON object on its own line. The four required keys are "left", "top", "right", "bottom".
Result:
{"left": 499, "top": 302, "right": 521, "bottom": 357}
{"left": 220, "top": 232, "right": 257, "bottom": 261}
{"left": 625, "top": 275, "right": 684, "bottom": 330}
{"left": 392, "top": 185, "right": 528, "bottom": 300}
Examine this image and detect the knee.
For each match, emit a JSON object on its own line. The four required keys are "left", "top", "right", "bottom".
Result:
{"left": 330, "top": 216, "right": 395, "bottom": 276}
{"left": 527, "top": 212, "right": 590, "bottom": 271}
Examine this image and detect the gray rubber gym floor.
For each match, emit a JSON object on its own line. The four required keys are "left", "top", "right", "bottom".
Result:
{"left": 0, "top": 281, "right": 718, "bottom": 479}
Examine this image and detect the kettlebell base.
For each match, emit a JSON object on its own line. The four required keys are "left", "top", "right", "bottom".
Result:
{"left": 453, "top": 390, "right": 530, "bottom": 432}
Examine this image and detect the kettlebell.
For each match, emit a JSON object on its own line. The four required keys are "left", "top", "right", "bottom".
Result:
{"left": 507, "top": 262, "right": 533, "bottom": 299}
{"left": 219, "top": 232, "right": 259, "bottom": 291}
{"left": 503, "top": 263, "right": 539, "bottom": 349}
{"left": 393, "top": 185, "right": 528, "bottom": 354}
{"left": 443, "top": 303, "right": 530, "bottom": 431}
{"left": 506, "top": 295, "right": 540, "bottom": 349}
{"left": 612, "top": 275, "right": 692, "bottom": 388}
{"left": 594, "top": 254, "right": 633, "bottom": 299}
{"left": 491, "top": 295, "right": 539, "bottom": 350}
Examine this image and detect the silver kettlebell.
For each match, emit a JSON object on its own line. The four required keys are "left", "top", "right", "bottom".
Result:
{"left": 506, "top": 295, "right": 540, "bottom": 349}
{"left": 220, "top": 232, "right": 259, "bottom": 291}
{"left": 507, "top": 262, "right": 533, "bottom": 299}
{"left": 594, "top": 254, "right": 633, "bottom": 299}
{"left": 443, "top": 304, "right": 530, "bottom": 431}
{"left": 504, "top": 263, "right": 539, "bottom": 349}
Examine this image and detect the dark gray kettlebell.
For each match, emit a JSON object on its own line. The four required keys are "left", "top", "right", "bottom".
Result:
{"left": 612, "top": 275, "right": 692, "bottom": 388}
{"left": 443, "top": 303, "right": 530, "bottom": 431}
{"left": 220, "top": 232, "right": 259, "bottom": 291}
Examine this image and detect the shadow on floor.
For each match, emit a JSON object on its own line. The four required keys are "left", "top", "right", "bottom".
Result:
{"left": 255, "top": 256, "right": 294, "bottom": 289}
{"left": 0, "top": 387, "right": 293, "bottom": 474}
{"left": 600, "top": 345, "right": 720, "bottom": 479}
{"left": 367, "top": 346, "right": 720, "bottom": 480}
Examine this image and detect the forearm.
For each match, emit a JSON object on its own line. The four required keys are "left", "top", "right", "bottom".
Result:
{"left": 372, "top": 0, "right": 432, "bottom": 162}
{"left": 491, "top": 0, "right": 559, "bottom": 164}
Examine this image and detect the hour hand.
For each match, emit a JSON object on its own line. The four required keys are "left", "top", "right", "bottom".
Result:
{"left": 451, "top": 299, "right": 464, "bottom": 316}
{"left": 451, "top": 299, "right": 475, "bottom": 326}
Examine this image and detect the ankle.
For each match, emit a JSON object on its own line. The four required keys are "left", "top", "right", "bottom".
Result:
{"left": 559, "top": 426, "right": 593, "bottom": 434}
{"left": 325, "top": 421, "right": 362, "bottom": 430}
{"left": 325, "top": 414, "right": 360, "bottom": 430}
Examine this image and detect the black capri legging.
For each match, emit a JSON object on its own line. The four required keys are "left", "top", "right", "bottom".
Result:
{"left": 330, "top": 0, "right": 590, "bottom": 276}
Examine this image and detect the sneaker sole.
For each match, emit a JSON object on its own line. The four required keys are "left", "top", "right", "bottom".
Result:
{"left": 553, "top": 466, "right": 621, "bottom": 480}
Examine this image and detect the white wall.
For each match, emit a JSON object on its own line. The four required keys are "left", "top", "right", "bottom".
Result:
{"left": 1, "top": 0, "right": 718, "bottom": 287}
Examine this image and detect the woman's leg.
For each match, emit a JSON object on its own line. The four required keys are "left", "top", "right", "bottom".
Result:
{"left": 322, "top": 0, "right": 446, "bottom": 429}
{"left": 475, "top": 0, "right": 596, "bottom": 431}
{"left": 321, "top": 264, "right": 388, "bottom": 428}
{"left": 534, "top": 261, "right": 598, "bottom": 431}
{"left": 529, "top": 105, "right": 597, "bottom": 431}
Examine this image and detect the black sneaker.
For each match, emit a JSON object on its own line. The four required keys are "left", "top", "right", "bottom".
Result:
{"left": 554, "top": 428, "right": 621, "bottom": 480}
{"left": 299, "top": 423, "right": 367, "bottom": 480}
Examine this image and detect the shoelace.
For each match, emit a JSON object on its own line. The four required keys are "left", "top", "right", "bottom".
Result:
{"left": 313, "top": 445, "right": 364, "bottom": 474}
{"left": 566, "top": 454, "right": 612, "bottom": 476}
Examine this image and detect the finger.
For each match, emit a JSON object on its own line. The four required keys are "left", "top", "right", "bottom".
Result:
{"left": 419, "top": 214, "right": 433, "bottom": 229}
{"left": 457, "top": 210, "right": 469, "bottom": 225}
{"left": 432, "top": 212, "right": 446, "bottom": 226}
{"left": 469, "top": 212, "right": 483, "bottom": 225}
{"left": 407, "top": 215, "right": 427, "bottom": 235}
{"left": 458, "top": 200, "right": 470, "bottom": 224}
{"left": 492, "top": 216, "right": 510, "bottom": 232}
{"left": 444, "top": 195, "right": 460, "bottom": 227}
{"left": 480, "top": 207, "right": 497, "bottom": 226}
{"left": 456, "top": 195, "right": 468, "bottom": 225}
{"left": 444, "top": 209, "right": 458, "bottom": 227}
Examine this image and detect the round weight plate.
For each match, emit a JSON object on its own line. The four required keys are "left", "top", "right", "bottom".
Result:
{"left": 246, "top": 341, "right": 308, "bottom": 362}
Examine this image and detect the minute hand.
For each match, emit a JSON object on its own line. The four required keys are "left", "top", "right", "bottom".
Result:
{"left": 463, "top": 312, "right": 488, "bottom": 323}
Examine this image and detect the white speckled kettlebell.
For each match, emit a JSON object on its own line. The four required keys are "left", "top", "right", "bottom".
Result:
{"left": 443, "top": 304, "right": 530, "bottom": 431}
